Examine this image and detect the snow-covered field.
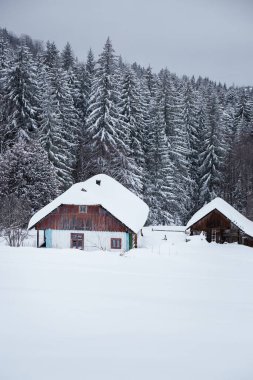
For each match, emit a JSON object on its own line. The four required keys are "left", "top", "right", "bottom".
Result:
{"left": 1, "top": 228, "right": 253, "bottom": 380}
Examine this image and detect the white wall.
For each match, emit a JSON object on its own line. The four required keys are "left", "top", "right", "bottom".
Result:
{"left": 50, "top": 230, "right": 127, "bottom": 252}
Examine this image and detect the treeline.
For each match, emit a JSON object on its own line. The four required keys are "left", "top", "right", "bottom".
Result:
{"left": 0, "top": 27, "right": 252, "bottom": 224}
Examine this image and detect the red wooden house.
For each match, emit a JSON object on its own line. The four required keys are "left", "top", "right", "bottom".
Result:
{"left": 28, "top": 174, "right": 149, "bottom": 251}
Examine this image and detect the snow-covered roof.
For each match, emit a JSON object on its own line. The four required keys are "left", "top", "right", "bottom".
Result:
{"left": 28, "top": 174, "right": 149, "bottom": 233}
{"left": 186, "top": 197, "right": 253, "bottom": 238}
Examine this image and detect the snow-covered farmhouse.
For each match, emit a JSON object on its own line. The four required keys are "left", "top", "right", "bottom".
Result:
{"left": 186, "top": 197, "right": 253, "bottom": 247}
{"left": 28, "top": 174, "right": 149, "bottom": 251}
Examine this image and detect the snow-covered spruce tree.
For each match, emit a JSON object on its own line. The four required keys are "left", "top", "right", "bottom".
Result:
{"left": 169, "top": 79, "right": 193, "bottom": 223}
{"left": 182, "top": 80, "right": 199, "bottom": 171}
{"left": 1, "top": 44, "right": 39, "bottom": 148}
{"left": 78, "top": 49, "right": 95, "bottom": 122}
{"left": 0, "top": 31, "right": 11, "bottom": 70}
{"left": 141, "top": 67, "right": 159, "bottom": 203}
{"left": 40, "top": 43, "right": 79, "bottom": 190}
{"left": 199, "top": 91, "right": 226, "bottom": 204}
{"left": 139, "top": 78, "right": 153, "bottom": 201}
{"left": 75, "top": 49, "right": 96, "bottom": 181}
{"left": 61, "top": 42, "right": 75, "bottom": 71}
{"left": 157, "top": 68, "right": 176, "bottom": 138}
{"left": 37, "top": 57, "right": 66, "bottom": 192}
{"left": 84, "top": 38, "right": 136, "bottom": 189}
{"left": 194, "top": 98, "right": 208, "bottom": 210}
{"left": 143, "top": 65, "right": 157, "bottom": 98}
{"left": 0, "top": 140, "right": 58, "bottom": 213}
{"left": 61, "top": 43, "right": 81, "bottom": 123}
{"left": 118, "top": 65, "right": 144, "bottom": 195}
{"left": 43, "top": 41, "right": 59, "bottom": 68}
{"left": 145, "top": 95, "right": 177, "bottom": 225}
{"left": 233, "top": 89, "right": 253, "bottom": 139}
{"left": 181, "top": 80, "right": 205, "bottom": 213}
{"left": 0, "top": 32, "right": 13, "bottom": 151}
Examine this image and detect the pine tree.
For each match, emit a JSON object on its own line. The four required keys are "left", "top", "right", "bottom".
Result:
{"left": 118, "top": 66, "right": 144, "bottom": 195}
{"left": 199, "top": 91, "right": 225, "bottom": 204}
{"left": 61, "top": 42, "right": 75, "bottom": 71}
{"left": 40, "top": 45, "right": 78, "bottom": 190}
{"left": 181, "top": 80, "right": 202, "bottom": 213}
{"left": 84, "top": 38, "right": 126, "bottom": 178}
{"left": 233, "top": 89, "right": 253, "bottom": 138}
{"left": 1, "top": 44, "right": 39, "bottom": 147}
{"left": 0, "top": 140, "right": 58, "bottom": 212}
{"left": 75, "top": 49, "right": 96, "bottom": 181}
{"left": 169, "top": 80, "right": 192, "bottom": 223}
{"left": 157, "top": 68, "right": 175, "bottom": 137}
{"left": 146, "top": 96, "right": 176, "bottom": 225}
{"left": 83, "top": 48, "right": 95, "bottom": 117}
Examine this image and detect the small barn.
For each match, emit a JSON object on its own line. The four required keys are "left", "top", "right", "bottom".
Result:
{"left": 186, "top": 197, "right": 253, "bottom": 247}
{"left": 28, "top": 174, "right": 149, "bottom": 252}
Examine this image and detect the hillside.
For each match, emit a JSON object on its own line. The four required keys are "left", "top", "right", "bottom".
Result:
{"left": 0, "top": 27, "right": 253, "bottom": 226}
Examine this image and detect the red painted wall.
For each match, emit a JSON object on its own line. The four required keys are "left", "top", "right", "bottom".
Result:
{"left": 36, "top": 204, "right": 128, "bottom": 232}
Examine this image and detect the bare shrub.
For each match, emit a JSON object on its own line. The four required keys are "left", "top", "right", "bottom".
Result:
{"left": 0, "top": 195, "right": 31, "bottom": 246}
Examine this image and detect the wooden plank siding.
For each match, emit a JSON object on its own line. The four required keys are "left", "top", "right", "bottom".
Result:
{"left": 190, "top": 209, "right": 253, "bottom": 247}
{"left": 190, "top": 209, "right": 231, "bottom": 232}
{"left": 36, "top": 205, "right": 130, "bottom": 232}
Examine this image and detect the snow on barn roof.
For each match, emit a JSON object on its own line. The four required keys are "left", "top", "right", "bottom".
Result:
{"left": 28, "top": 174, "right": 149, "bottom": 234}
{"left": 186, "top": 197, "right": 253, "bottom": 238}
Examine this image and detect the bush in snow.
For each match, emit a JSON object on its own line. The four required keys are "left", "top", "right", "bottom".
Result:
{"left": 0, "top": 195, "right": 31, "bottom": 246}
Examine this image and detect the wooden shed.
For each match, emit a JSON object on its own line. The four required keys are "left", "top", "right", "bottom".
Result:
{"left": 28, "top": 174, "right": 149, "bottom": 252}
{"left": 186, "top": 197, "right": 253, "bottom": 247}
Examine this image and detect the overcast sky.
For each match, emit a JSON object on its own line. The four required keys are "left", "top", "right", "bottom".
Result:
{"left": 0, "top": 0, "right": 252, "bottom": 86}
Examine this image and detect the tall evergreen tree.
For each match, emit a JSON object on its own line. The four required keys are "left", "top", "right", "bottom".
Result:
{"left": 1, "top": 44, "right": 39, "bottom": 147}
{"left": 199, "top": 91, "right": 225, "bottom": 204}
{"left": 118, "top": 66, "right": 144, "bottom": 195}
{"left": 0, "top": 140, "right": 58, "bottom": 212}
{"left": 61, "top": 42, "right": 75, "bottom": 71}
{"left": 169, "top": 80, "right": 192, "bottom": 223}
{"left": 84, "top": 38, "right": 130, "bottom": 181}
{"left": 233, "top": 89, "right": 253, "bottom": 138}
{"left": 40, "top": 44, "right": 78, "bottom": 190}
{"left": 146, "top": 96, "right": 176, "bottom": 225}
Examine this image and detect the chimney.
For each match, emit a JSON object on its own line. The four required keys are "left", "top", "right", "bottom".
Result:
{"left": 96, "top": 180, "right": 101, "bottom": 186}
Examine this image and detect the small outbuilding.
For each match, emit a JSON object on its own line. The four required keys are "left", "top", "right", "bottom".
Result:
{"left": 186, "top": 197, "right": 253, "bottom": 247}
{"left": 28, "top": 174, "right": 149, "bottom": 252}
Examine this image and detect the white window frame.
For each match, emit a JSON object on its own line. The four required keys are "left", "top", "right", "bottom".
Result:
{"left": 111, "top": 238, "right": 122, "bottom": 249}
{"left": 79, "top": 205, "right": 87, "bottom": 213}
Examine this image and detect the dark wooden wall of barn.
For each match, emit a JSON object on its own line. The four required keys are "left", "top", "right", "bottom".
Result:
{"left": 191, "top": 210, "right": 231, "bottom": 231}
{"left": 190, "top": 209, "right": 253, "bottom": 247}
{"left": 36, "top": 205, "right": 129, "bottom": 232}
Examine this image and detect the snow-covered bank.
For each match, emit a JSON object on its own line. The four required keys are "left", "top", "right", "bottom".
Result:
{"left": 0, "top": 241, "right": 253, "bottom": 380}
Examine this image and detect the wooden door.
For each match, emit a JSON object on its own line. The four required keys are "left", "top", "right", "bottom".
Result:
{"left": 71, "top": 233, "right": 84, "bottom": 250}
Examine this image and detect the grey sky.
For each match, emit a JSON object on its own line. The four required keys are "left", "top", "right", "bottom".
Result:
{"left": 0, "top": 0, "right": 252, "bottom": 86}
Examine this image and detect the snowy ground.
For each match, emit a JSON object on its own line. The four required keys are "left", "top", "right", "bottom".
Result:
{"left": 1, "top": 228, "right": 253, "bottom": 380}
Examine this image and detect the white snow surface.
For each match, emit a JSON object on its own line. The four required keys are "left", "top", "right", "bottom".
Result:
{"left": 186, "top": 197, "right": 253, "bottom": 237}
{"left": 28, "top": 174, "right": 149, "bottom": 233}
{"left": 1, "top": 227, "right": 253, "bottom": 380}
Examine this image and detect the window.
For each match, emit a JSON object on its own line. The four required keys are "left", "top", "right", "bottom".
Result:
{"left": 79, "top": 205, "right": 87, "bottom": 213}
{"left": 111, "top": 238, "right": 122, "bottom": 249}
{"left": 71, "top": 233, "right": 84, "bottom": 250}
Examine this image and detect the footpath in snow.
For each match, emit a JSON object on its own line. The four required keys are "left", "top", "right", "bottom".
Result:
{"left": 0, "top": 228, "right": 253, "bottom": 380}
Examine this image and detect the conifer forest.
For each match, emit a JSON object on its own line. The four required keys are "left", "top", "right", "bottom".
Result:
{"left": 0, "top": 28, "right": 252, "bottom": 225}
